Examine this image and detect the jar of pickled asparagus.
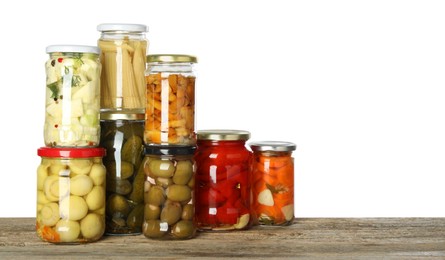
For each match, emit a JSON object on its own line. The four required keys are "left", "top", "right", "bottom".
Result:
{"left": 144, "top": 54, "right": 197, "bottom": 145}
{"left": 142, "top": 145, "right": 197, "bottom": 240}
{"left": 44, "top": 45, "right": 101, "bottom": 147}
{"left": 99, "top": 111, "right": 145, "bottom": 235}
{"left": 97, "top": 23, "right": 148, "bottom": 112}
{"left": 249, "top": 141, "right": 296, "bottom": 226}
{"left": 36, "top": 147, "right": 106, "bottom": 244}
{"left": 194, "top": 130, "right": 252, "bottom": 231}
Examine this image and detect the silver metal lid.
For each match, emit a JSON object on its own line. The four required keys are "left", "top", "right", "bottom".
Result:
{"left": 197, "top": 130, "right": 250, "bottom": 141}
{"left": 249, "top": 141, "right": 296, "bottom": 152}
{"left": 100, "top": 110, "right": 145, "bottom": 120}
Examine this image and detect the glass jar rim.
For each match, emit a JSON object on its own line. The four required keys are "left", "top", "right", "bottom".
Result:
{"left": 249, "top": 141, "right": 297, "bottom": 152}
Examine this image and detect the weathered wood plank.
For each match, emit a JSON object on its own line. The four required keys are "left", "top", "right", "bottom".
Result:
{"left": 0, "top": 218, "right": 444, "bottom": 259}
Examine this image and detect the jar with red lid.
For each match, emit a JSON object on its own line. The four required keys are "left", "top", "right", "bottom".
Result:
{"left": 194, "top": 130, "right": 252, "bottom": 231}
{"left": 249, "top": 141, "right": 296, "bottom": 226}
{"left": 36, "top": 147, "right": 106, "bottom": 244}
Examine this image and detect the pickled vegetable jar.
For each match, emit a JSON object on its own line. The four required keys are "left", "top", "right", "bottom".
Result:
{"left": 142, "top": 145, "right": 196, "bottom": 240}
{"left": 44, "top": 45, "right": 101, "bottom": 147}
{"left": 36, "top": 147, "right": 106, "bottom": 244}
{"left": 144, "top": 54, "right": 197, "bottom": 145}
{"left": 99, "top": 112, "right": 145, "bottom": 235}
{"left": 97, "top": 23, "right": 148, "bottom": 112}
{"left": 194, "top": 130, "right": 252, "bottom": 231}
{"left": 249, "top": 141, "right": 296, "bottom": 226}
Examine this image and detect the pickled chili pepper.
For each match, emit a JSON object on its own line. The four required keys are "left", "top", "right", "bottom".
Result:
{"left": 194, "top": 130, "right": 252, "bottom": 231}
{"left": 249, "top": 141, "right": 296, "bottom": 226}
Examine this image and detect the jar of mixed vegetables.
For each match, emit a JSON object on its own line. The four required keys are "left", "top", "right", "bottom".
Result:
{"left": 44, "top": 45, "right": 101, "bottom": 147}
{"left": 144, "top": 54, "right": 197, "bottom": 145}
{"left": 194, "top": 130, "right": 252, "bottom": 231}
{"left": 36, "top": 147, "right": 106, "bottom": 244}
{"left": 99, "top": 111, "right": 145, "bottom": 235}
{"left": 97, "top": 23, "right": 148, "bottom": 113}
{"left": 249, "top": 141, "right": 296, "bottom": 226}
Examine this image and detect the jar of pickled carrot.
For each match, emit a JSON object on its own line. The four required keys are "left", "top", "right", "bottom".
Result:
{"left": 194, "top": 130, "right": 252, "bottom": 231}
{"left": 249, "top": 141, "right": 296, "bottom": 226}
{"left": 144, "top": 54, "right": 197, "bottom": 145}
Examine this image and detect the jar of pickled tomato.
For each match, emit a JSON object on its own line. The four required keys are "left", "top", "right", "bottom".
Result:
{"left": 194, "top": 130, "right": 252, "bottom": 231}
{"left": 36, "top": 147, "right": 106, "bottom": 244}
{"left": 249, "top": 141, "right": 296, "bottom": 226}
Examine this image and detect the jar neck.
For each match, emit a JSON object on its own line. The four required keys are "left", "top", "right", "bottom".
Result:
{"left": 100, "top": 31, "right": 146, "bottom": 41}
{"left": 49, "top": 53, "right": 98, "bottom": 59}
{"left": 197, "top": 140, "right": 247, "bottom": 147}
{"left": 148, "top": 63, "right": 195, "bottom": 74}
{"left": 257, "top": 151, "right": 293, "bottom": 157}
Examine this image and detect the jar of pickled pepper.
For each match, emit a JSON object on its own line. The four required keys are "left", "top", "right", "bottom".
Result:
{"left": 36, "top": 147, "right": 106, "bottom": 244}
{"left": 249, "top": 141, "right": 296, "bottom": 226}
{"left": 44, "top": 45, "right": 101, "bottom": 147}
{"left": 99, "top": 111, "right": 145, "bottom": 235}
{"left": 142, "top": 145, "right": 197, "bottom": 240}
{"left": 144, "top": 54, "right": 197, "bottom": 145}
{"left": 194, "top": 130, "right": 252, "bottom": 231}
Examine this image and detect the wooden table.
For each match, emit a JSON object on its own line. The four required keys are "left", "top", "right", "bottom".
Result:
{"left": 0, "top": 218, "right": 444, "bottom": 259}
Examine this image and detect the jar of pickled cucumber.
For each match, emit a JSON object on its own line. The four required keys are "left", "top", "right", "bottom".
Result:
{"left": 142, "top": 145, "right": 197, "bottom": 240}
{"left": 144, "top": 54, "right": 197, "bottom": 145}
{"left": 249, "top": 141, "right": 296, "bottom": 226}
{"left": 44, "top": 45, "right": 101, "bottom": 147}
{"left": 99, "top": 111, "right": 145, "bottom": 235}
{"left": 194, "top": 130, "right": 252, "bottom": 231}
{"left": 97, "top": 23, "right": 149, "bottom": 112}
{"left": 36, "top": 147, "right": 106, "bottom": 244}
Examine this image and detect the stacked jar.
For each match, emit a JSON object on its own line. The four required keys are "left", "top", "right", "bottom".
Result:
{"left": 142, "top": 54, "right": 198, "bottom": 240}
{"left": 97, "top": 23, "right": 149, "bottom": 235}
{"left": 37, "top": 45, "right": 106, "bottom": 244}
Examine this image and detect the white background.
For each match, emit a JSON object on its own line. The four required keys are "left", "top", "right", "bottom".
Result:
{"left": 1, "top": 0, "right": 444, "bottom": 217}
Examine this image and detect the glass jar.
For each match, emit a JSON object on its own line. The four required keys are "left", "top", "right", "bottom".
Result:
{"left": 194, "top": 130, "right": 252, "bottom": 231}
{"left": 249, "top": 141, "right": 296, "bottom": 226}
{"left": 44, "top": 45, "right": 101, "bottom": 147}
{"left": 97, "top": 23, "right": 149, "bottom": 112}
{"left": 144, "top": 54, "right": 197, "bottom": 145}
{"left": 142, "top": 145, "right": 197, "bottom": 240}
{"left": 99, "top": 111, "right": 145, "bottom": 235}
{"left": 36, "top": 147, "right": 106, "bottom": 244}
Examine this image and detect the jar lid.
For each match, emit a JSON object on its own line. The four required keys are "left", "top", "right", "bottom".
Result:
{"left": 147, "top": 54, "right": 198, "bottom": 63}
{"left": 249, "top": 141, "right": 297, "bottom": 152}
{"left": 197, "top": 130, "right": 250, "bottom": 141}
{"left": 100, "top": 110, "right": 145, "bottom": 121}
{"left": 46, "top": 45, "right": 100, "bottom": 55}
{"left": 97, "top": 23, "right": 148, "bottom": 32}
{"left": 37, "top": 147, "right": 106, "bottom": 158}
{"left": 144, "top": 145, "right": 196, "bottom": 156}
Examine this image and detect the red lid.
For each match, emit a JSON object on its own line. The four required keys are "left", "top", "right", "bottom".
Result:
{"left": 37, "top": 147, "right": 106, "bottom": 158}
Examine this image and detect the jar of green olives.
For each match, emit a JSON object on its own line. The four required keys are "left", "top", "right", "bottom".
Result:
{"left": 100, "top": 111, "right": 145, "bottom": 235}
{"left": 142, "top": 145, "right": 196, "bottom": 240}
{"left": 36, "top": 147, "right": 106, "bottom": 244}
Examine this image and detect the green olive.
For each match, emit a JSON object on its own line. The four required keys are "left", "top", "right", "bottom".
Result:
{"left": 143, "top": 220, "right": 167, "bottom": 238}
{"left": 172, "top": 220, "right": 195, "bottom": 239}
{"left": 148, "top": 159, "right": 175, "bottom": 178}
{"left": 160, "top": 201, "right": 182, "bottom": 225}
{"left": 144, "top": 204, "right": 161, "bottom": 220}
{"left": 107, "top": 161, "right": 134, "bottom": 180}
{"left": 106, "top": 194, "right": 130, "bottom": 217}
{"left": 121, "top": 135, "right": 143, "bottom": 166}
{"left": 156, "top": 177, "right": 173, "bottom": 189}
{"left": 172, "top": 160, "right": 193, "bottom": 185}
{"left": 167, "top": 185, "right": 191, "bottom": 203}
{"left": 126, "top": 204, "right": 144, "bottom": 230}
{"left": 187, "top": 175, "right": 195, "bottom": 189}
{"left": 181, "top": 204, "right": 194, "bottom": 220}
{"left": 106, "top": 178, "right": 132, "bottom": 195}
{"left": 146, "top": 186, "right": 166, "bottom": 206}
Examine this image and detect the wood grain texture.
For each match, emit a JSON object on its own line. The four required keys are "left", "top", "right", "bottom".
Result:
{"left": 0, "top": 218, "right": 444, "bottom": 259}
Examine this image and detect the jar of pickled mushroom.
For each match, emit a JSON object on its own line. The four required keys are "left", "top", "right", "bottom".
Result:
{"left": 36, "top": 147, "right": 106, "bottom": 244}
{"left": 144, "top": 54, "right": 197, "bottom": 145}
{"left": 249, "top": 141, "right": 296, "bottom": 226}
{"left": 194, "top": 130, "right": 252, "bottom": 231}
{"left": 142, "top": 145, "right": 196, "bottom": 240}
{"left": 99, "top": 111, "right": 145, "bottom": 235}
{"left": 44, "top": 45, "right": 101, "bottom": 147}
{"left": 97, "top": 23, "right": 148, "bottom": 113}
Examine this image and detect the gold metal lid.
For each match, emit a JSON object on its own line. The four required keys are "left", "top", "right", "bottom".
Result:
{"left": 147, "top": 54, "right": 197, "bottom": 63}
{"left": 249, "top": 141, "right": 297, "bottom": 152}
{"left": 100, "top": 110, "right": 145, "bottom": 120}
{"left": 197, "top": 130, "right": 250, "bottom": 141}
